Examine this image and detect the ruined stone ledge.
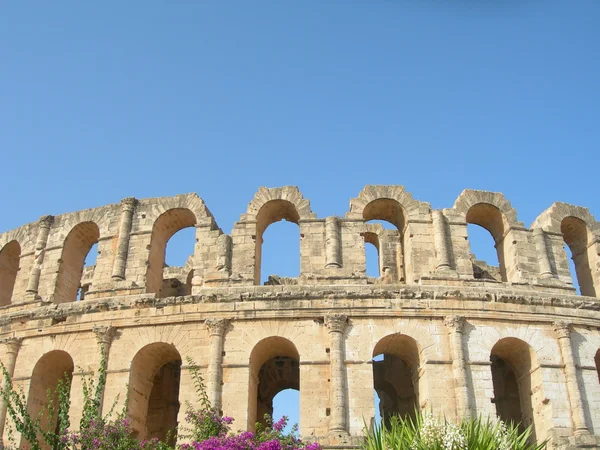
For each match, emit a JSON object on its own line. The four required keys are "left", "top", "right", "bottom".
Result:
{"left": 1, "top": 283, "right": 599, "bottom": 335}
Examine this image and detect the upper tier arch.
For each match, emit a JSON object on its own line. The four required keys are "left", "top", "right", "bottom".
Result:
{"left": 452, "top": 189, "right": 523, "bottom": 229}
{"left": 346, "top": 185, "right": 431, "bottom": 224}
{"left": 239, "top": 186, "right": 316, "bottom": 223}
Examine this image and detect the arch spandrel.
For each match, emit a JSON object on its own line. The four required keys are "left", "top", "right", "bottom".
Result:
{"left": 112, "top": 325, "right": 199, "bottom": 364}
{"left": 532, "top": 202, "right": 599, "bottom": 235}
{"left": 465, "top": 322, "right": 560, "bottom": 366}
{"left": 452, "top": 189, "right": 524, "bottom": 229}
{"left": 346, "top": 185, "right": 431, "bottom": 223}
{"left": 46, "top": 205, "right": 116, "bottom": 248}
{"left": 239, "top": 186, "right": 316, "bottom": 223}
{"left": 0, "top": 224, "right": 36, "bottom": 256}
{"left": 355, "top": 318, "right": 442, "bottom": 364}
{"left": 135, "top": 193, "right": 218, "bottom": 232}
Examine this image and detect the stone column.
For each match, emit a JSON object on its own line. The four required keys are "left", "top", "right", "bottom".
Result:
{"left": 533, "top": 228, "right": 553, "bottom": 278}
{"left": 553, "top": 321, "right": 589, "bottom": 436}
{"left": 432, "top": 211, "right": 452, "bottom": 271}
{"left": 0, "top": 338, "right": 23, "bottom": 443}
{"left": 92, "top": 326, "right": 117, "bottom": 414}
{"left": 112, "top": 198, "right": 137, "bottom": 280}
{"left": 216, "top": 235, "right": 232, "bottom": 274}
{"left": 444, "top": 316, "right": 471, "bottom": 419}
{"left": 205, "top": 318, "right": 229, "bottom": 413}
{"left": 325, "top": 217, "right": 341, "bottom": 268}
{"left": 26, "top": 215, "right": 54, "bottom": 294}
{"left": 325, "top": 314, "right": 348, "bottom": 436}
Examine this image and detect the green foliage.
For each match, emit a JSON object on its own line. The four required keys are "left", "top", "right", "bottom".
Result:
{"left": 0, "top": 361, "right": 71, "bottom": 450}
{"left": 362, "top": 412, "right": 547, "bottom": 450}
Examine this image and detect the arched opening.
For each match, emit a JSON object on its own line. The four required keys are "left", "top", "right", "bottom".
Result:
{"left": 272, "top": 389, "right": 300, "bottom": 434}
{"left": 363, "top": 200, "right": 407, "bottom": 283}
{"left": 490, "top": 338, "right": 541, "bottom": 440}
{"left": 372, "top": 334, "right": 420, "bottom": 427}
{"left": 146, "top": 208, "right": 197, "bottom": 296}
{"left": 255, "top": 200, "right": 300, "bottom": 285}
{"left": 364, "top": 233, "right": 380, "bottom": 279}
{"left": 561, "top": 216, "right": 596, "bottom": 297}
{"left": 467, "top": 224, "right": 502, "bottom": 281}
{"left": 248, "top": 337, "right": 300, "bottom": 430}
{"left": 55, "top": 222, "right": 100, "bottom": 303}
{"left": 0, "top": 240, "right": 21, "bottom": 306}
{"left": 466, "top": 204, "right": 509, "bottom": 282}
{"left": 25, "top": 350, "right": 74, "bottom": 448}
{"left": 128, "top": 343, "right": 182, "bottom": 445}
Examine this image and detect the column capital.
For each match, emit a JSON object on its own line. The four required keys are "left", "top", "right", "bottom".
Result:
{"left": 553, "top": 320, "right": 572, "bottom": 339}
{"left": 39, "top": 215, "right": 54, "bottom": 228}
{"left": 444, "top": 315, "right": 465, "bottom": 333}
{"left": 205, "top": 318, "right": 230, "bottom": 337}
{"left": 325, "top": 314, "right": 348, "bottom": 333}
{"left": 93, "top": 325, "right": 117, "bottom": 346}
{"left": 120, "top": 197, "right": 138, "bottom": 211}
{"left": 1, "top": 337, "right": 23, "bottom": 354}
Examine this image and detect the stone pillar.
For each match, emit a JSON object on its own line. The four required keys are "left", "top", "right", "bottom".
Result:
{"left": 26, "top": 215, "right": 54, "bottom": 294}
{"left": 216, "top": 235, "right": 232, "bottom": 274}
{"left": 553, "top": 321, "right": 589, "bottom": 436}
{"left": 92, "top": 325, "right": 117, "bottom": 414}
{"left": 325, "top": 217, "right": 341, "bottom": 268}
{"left": 432, "top": 211, "right": 452, "bottom": 271}
{"left": 205, "top": 318, "right": 229, "bottom": 413}
{"left": 444, "top": 316, "right": 471, "bottom": 419}
{"left": 112, "top": 197, "right": 137, "bottom": 280}
{"left": 0, "top": 338, "right": 23, "bottom": 443}
{"left": 325, "top": 314, "right": 348, "bottom": 436}
{"left": 533, "top": 228, "right": 553, "bottom": 279}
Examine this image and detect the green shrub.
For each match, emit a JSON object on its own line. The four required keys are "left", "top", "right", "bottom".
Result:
{"left": 362, "top": 412, "right": 547, "bottom": 450}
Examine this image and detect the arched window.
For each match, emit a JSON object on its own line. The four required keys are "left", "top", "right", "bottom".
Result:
{"left": 364, "top": 232, "right": 381, "bottom": 279}
{"left": 25, "top": 350, "right": 74, "bottom": 447}
{"left": 248, "top": 337, "right": 300, "bottom": 430}
{"left": 146, "top": 209, "right": 197, "bottom": 296}
{"left": 466, "top": 204, "right": 510, "bottom": 282}
{"left": 372, "top": 334, "right": 420, "bottom": 427}
{"left": 128, "top": 343, "right": 182, "bottom": 445}
{"left": 490, "top": 338, "right": 542, "bottom": 440}
{"left": 362, "top": 200, "right": 407, "bottom": 283}
{"left": 0, "top": 240, "right": 20, "bottom": 306}
{"left": 561, "top": 217, "right": 597, "bottom": 297}
{"left": 255, "top": 201, "right": 300, "bottom": 285}
{"left": 55, "top": 222, "right": 99, "bottom": 303}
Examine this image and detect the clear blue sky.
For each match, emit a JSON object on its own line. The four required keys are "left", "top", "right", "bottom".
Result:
{"left": 1, "top": 0, "right": 599, "bottom": 433}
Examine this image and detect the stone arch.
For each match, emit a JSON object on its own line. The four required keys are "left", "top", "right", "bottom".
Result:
{"left": 127, "top": 342, "right": 182, "bottom": 445}
{"left": 533, "top": 202, "right": 599, "bottom": 296}
{"left": 347, "top": 186, "right": 431, "bottom": 283}
{"left": 24, "top": 350, "right": 74, "bottom": 448}
{"left": 54, "top": 221, "right": 100, "bottom": 303}
{"left": 0, "top": 240, "right": 20, "bottom": 306}
{"left": 248, "top": 336, "right": 300, "bottom": 429}
{"left": 372, "top": 333, "right": 422, "bottom": 424}
{"left": 146, "top": 208, "right": 197, "bottom": 295}
{"left": 490, "top": 337, "right": 543, "bottom": 441}
{"left": 239, "top": 187, "right": 315, "bottom": 285}
{"left": 453, "top": 190, "right": 524, "bottom": 283}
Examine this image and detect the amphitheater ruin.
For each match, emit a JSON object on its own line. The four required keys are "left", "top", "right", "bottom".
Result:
{"left": 0, "top": 185, "right": 599, "bottom": 449}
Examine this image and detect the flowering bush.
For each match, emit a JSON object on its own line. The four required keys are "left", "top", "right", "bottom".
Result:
{"left": 180, "top": 415, "right": 320, "bottom": 450}
{"left": 180, "top": 358, "right": 320, "bottom": 450}
{"left": 0, "top": 351, "right": 319, "bottom": 450}
{"left": 362, "top": 412, "right": 547, "bottom": 450}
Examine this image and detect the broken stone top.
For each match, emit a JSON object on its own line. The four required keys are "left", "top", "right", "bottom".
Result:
{"left": 0, "top": 185, "right": 598, "bottom": 308}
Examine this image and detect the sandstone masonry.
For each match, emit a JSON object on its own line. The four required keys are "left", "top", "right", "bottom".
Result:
{"left": 0, "top": 186, "right": 599, "bottom": 449}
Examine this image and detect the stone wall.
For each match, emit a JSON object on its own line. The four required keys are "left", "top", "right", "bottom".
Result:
{"left": 0, "top": 186, "right": 599, "bottom": 449}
